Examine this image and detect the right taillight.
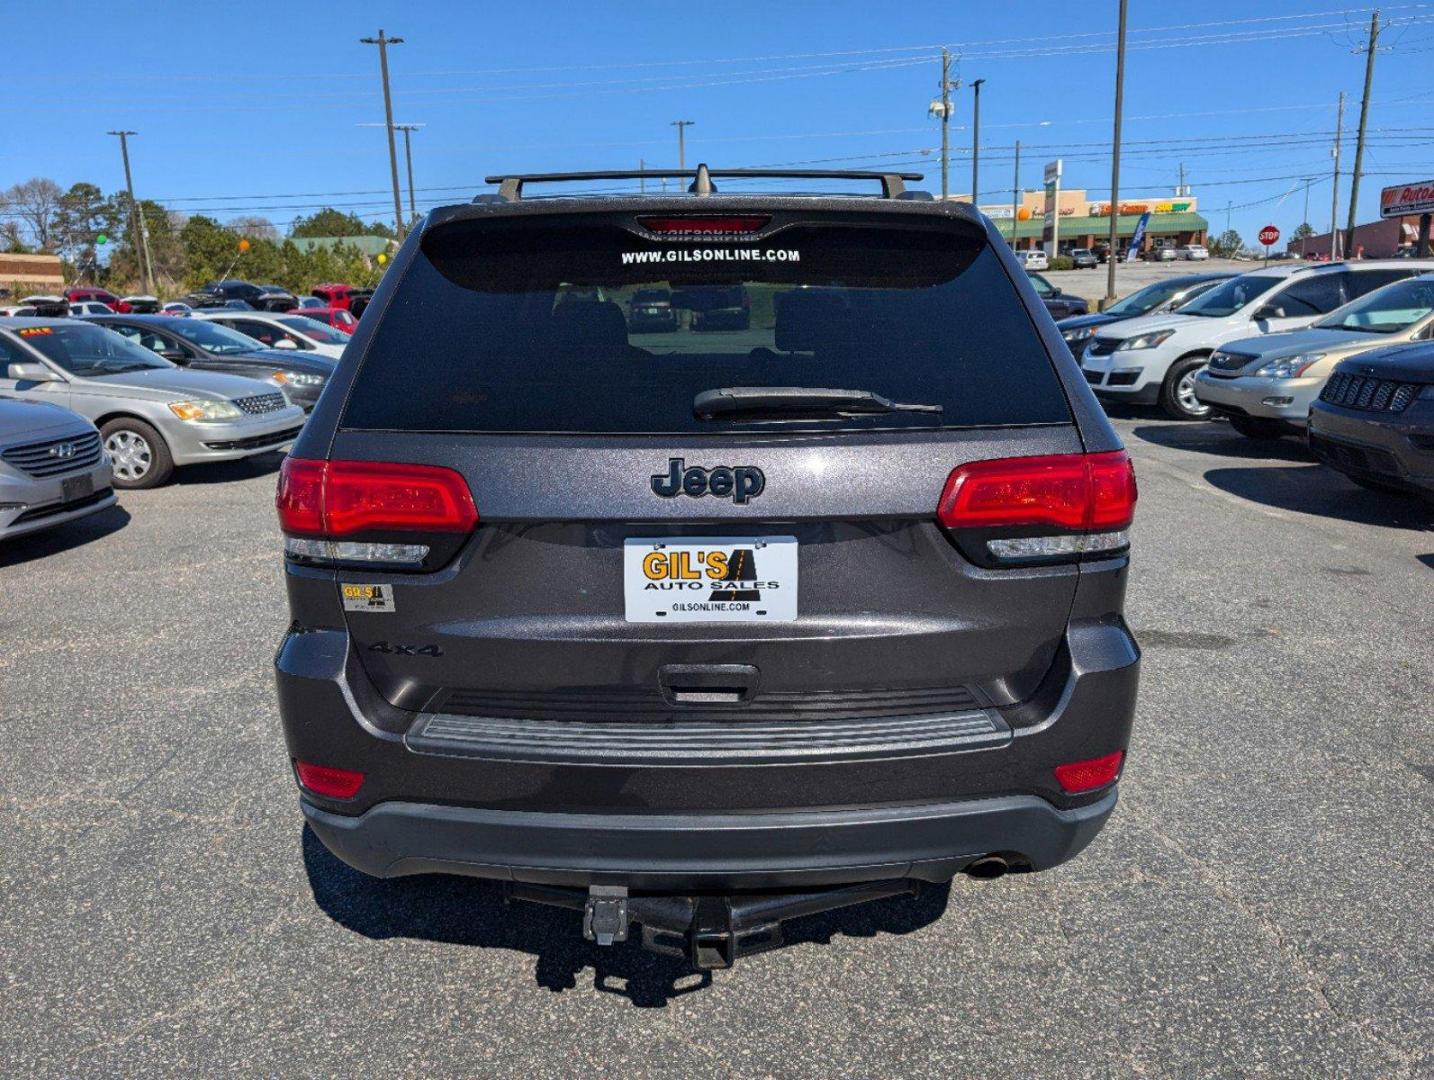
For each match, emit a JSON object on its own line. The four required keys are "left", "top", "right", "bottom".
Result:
{"left": 938, "top": 450, "right": 1136, "bottom": 564}
{"left": 277, "top": 456, "right": 478, "bottom": 568}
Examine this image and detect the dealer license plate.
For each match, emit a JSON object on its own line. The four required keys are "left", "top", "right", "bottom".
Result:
{"left": 623, "top": 537, "right": 798, "bottom": 623}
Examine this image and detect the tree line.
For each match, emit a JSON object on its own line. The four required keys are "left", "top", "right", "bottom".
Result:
{"left": 1, "top": 178, "right": 394, "bottom": 294}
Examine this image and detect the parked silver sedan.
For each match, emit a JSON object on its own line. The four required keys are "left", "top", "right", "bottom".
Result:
{"left": 0, "top": 396, "right": 116, "bottom": 540}
{"left": 0, "top": 318, "right": 306, "bottom": 489}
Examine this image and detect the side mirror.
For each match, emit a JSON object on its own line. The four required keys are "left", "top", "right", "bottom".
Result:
{"left": 7, "top": 362, "right": 61, "bottom": 382}
{"left": 272, "top": 337, "right": 299, "bottom": 350}
{"left": 159, "top": 349, "right": 188, "bottom": 364}
{"left": 1254, "top": 303, "right": 1287, "bottom": 320}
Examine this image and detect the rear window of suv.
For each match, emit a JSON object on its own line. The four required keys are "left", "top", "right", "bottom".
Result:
{"left": 341, "top": 214, "right": 1072, "bottom": 434}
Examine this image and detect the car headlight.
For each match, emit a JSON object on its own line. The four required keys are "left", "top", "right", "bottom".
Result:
{"left": 1419, "top": 384, "right": 1434, "bottom": 400}
{"left": 1063, "top": 326, "right": 1096, "bottom": 342}
{"left": 272, "top": 370, "right": 325, "bottom": 387}
{"left": 1255, "top": 353, "right": 1323, "bottom": 378}
{"left": 168, "top": 399, "right": 243, "bottom": 421}
{"left": 1115, "top": 329, "right": 1176, "bottom": 351}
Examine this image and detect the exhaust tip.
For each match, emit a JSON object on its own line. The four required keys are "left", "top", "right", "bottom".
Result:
{"left": 965, "top": 856, "right": 1011, "bottom": 880}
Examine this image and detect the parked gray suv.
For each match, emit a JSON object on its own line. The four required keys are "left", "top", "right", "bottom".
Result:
{"left": 0, "top": 396, "right": 116, "bottom": 540}
{"left": 275, "top": 167, "right": 1141, "bottom": 968}
{"left": 0, "top": 319, "right": 306, "bottom": 488}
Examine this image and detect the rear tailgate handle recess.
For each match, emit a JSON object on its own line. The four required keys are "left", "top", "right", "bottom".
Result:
{"left": 659, "top": 664, "right": 760, "bottom": 706}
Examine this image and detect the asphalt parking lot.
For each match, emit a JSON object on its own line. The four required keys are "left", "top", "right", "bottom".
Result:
{"left": 1, "top": 413, "right": 1430, "bottom": 1079}
{"left": 1048, "top": 255, "right": 1256, "bottom": 305}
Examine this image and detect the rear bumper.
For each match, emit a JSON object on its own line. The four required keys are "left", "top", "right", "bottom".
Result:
{"left": 302, "top": 788, "right": 1117, "bottom": 889}
{"left": 277, "top": 609, "right": 1138, "bottom": 889}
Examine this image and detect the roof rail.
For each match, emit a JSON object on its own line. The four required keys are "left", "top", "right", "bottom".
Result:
{"left": 481, "top": 163, "right": 924, "bottom": 202}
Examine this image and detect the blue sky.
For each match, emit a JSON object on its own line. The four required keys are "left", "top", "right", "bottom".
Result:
{"left": 7, "top": 1, "right": 1432, "bottom": 244}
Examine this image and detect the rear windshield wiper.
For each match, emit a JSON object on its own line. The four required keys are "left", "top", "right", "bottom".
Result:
{"left": 694, "top": 386, "right": 943, "bottom": 420}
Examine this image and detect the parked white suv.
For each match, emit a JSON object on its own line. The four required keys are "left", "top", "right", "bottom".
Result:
{"left": 1079, "top": 261, "right": 1432, "bottom": 418}
{"left": 1017, "top": 249, "right": 1049, "bottom": 271}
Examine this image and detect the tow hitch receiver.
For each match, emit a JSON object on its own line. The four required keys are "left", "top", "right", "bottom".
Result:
{"left": 511, "top": 879, "right": 919, "bottom": 969}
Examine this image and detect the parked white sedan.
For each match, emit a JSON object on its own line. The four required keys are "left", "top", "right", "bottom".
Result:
{"left": 191, "top": 311, "right": 348, "bottom": 359}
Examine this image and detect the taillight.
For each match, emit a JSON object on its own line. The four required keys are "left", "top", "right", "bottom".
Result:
{"left": 294, "top": 760, "right": 366, "bottom": 799}
{"left": 277, "top": 457, "right": 477, "bottom": 568}
{"left": 1053, "top": 750, "right": 1125, "bottom": 793}
{"left": 937, "top": 450, "right": 1136, "bottom": 564}
{"left": 637, "top": 215, "right": 770, "bottom": 236}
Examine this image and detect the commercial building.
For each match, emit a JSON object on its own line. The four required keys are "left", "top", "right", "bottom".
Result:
{"left": 949, "top": 189, "right": 1208, "bottom": 255}
{"left": 0, "top": 253, "right": 64, "bottom": 295}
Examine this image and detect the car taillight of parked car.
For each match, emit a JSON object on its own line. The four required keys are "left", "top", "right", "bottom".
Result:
{"left": 937, "top": 450, "right": 1137, "bottom": 565}
{"left": 276, "top": 457, "right": 478, "bottom": 569}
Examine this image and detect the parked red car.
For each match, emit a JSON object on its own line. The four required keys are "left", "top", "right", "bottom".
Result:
{"left": 301, "top": 305, "right": 358, "bottom": 334}
{"left": 310, "top": 283, "right": 374, "bottom": 319}
{"left": 64, "top": 287, "right": 127, "bottom": 313}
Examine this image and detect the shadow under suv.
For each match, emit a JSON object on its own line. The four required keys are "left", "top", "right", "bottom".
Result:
{"left": 274, "top": 166, "right": 1141, "bottom": 969}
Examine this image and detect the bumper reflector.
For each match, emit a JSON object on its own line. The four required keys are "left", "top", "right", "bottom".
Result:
{"left": 1053, "top": 750, "right": 1125, "bottom": 794}
{"left": 295, "top": 760, "right": 366, "bottom": 799}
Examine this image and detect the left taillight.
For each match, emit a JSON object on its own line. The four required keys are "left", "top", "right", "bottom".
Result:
{"left": 937, "top": 450, "right": 1137, "bottom": 565}
{"left": 277, "top": 456, "right": 477, "bottom": 568}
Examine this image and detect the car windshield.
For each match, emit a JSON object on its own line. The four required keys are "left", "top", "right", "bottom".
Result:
{"left": 277, "top": 315, "right": 348, "bottom": 344}
{"left": 14, "top": 323, "right": 171, "bottom": 376}
{"left": 168, "top": 319, "right": 266, "bottom": 354}
{"left": 1178, "top": 273, "right": 1283, "bottom": 317}
{"left": 1104, "top": 279, "right": 1189, "bottom": 316}
{"left": 1313, "top": 276, "right": 1434, "bottom": 333}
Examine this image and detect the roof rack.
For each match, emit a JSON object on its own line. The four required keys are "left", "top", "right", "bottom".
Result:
{"left": 481, "top": 163, "right": 925, "bottom": 202}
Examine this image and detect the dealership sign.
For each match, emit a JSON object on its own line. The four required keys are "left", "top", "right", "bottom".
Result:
{"left": 1380, "top": 180, "right": 1434, "bottom": 218}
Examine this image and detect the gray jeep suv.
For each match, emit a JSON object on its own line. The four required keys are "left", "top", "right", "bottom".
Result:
{"left": 275, "top": 167, "right": 1141, "bottom": 968}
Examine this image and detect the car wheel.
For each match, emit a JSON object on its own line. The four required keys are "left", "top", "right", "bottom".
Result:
{"left": 1160, "top": 357, "right": 1213, "bottom": 420}
{"left": 101, "top": 418, "right": 174, "bottom": 489}
{"left": 1228, "top": 416, "right": 1286, "bottom": 440}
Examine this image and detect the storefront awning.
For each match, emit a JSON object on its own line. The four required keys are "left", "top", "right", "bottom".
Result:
{"left": 992, "top": 211, "right": 1208, "bottom": 240}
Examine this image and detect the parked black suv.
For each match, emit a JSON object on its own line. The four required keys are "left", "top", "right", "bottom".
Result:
{"left": 275, "top": 166, "right": 1140, "bottom": 968}
{"left": 1308, "top": 341, "right": 1434, "bottom": 500}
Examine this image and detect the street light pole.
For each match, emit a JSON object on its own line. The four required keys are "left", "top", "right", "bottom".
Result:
{"left": 671, "top": 120, "right": 694, "bottom": 171}
{"left": 1105, "top": 0, "right": 1128, "bottom": 304}
{"left": 970, "top": 78, "right": 985, "bottom": 205}
{"left": 107, "top": 130, "right": 154, "bottom": 295}
{"left": 360, "top": 30, "right": 406, "bottom": 241}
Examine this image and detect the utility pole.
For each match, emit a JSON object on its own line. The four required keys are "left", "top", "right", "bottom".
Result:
{"left": 397, "top": 124, "right": 419, "bottom": 226}
{"left": 1177, "top": 162, "right": 1185, "bottom": 197}
{"left": 1344, "top": 10, "right": 1380, "bottom": 257}
{"left": 1300, "top": 177, "right": 1315, "bottom": 255}
{"left": 1105, "top": 0, "right": 1128, "bottom": 304}
{"left": 671, "top": 120, "right": 694, "bottom": 170}
{"left": 360, "top": 30, "right": 406, "bottom": 241}
{"left": 970, "top": 78, "right": 985, "bottom": 205}
{"left": 1011, "top": 139, "right": 1021, "bottom": 249}
{"left": 1331, "top": 90, "right": 1344, "bottom": 260}
{"left": 939, "top": 49, "right": 953, "bottom": 199}
{"left": 107, "top": 130, "right": 153, "bottom": 295}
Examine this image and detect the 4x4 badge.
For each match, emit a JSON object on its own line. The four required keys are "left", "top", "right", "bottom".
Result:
{"left": 651, "top": 457, "right": 765, "bottom": 504}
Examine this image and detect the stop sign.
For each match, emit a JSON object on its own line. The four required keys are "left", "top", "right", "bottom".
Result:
{"left": 1258, "top": 225, "right": 1280, "bottom": 246}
